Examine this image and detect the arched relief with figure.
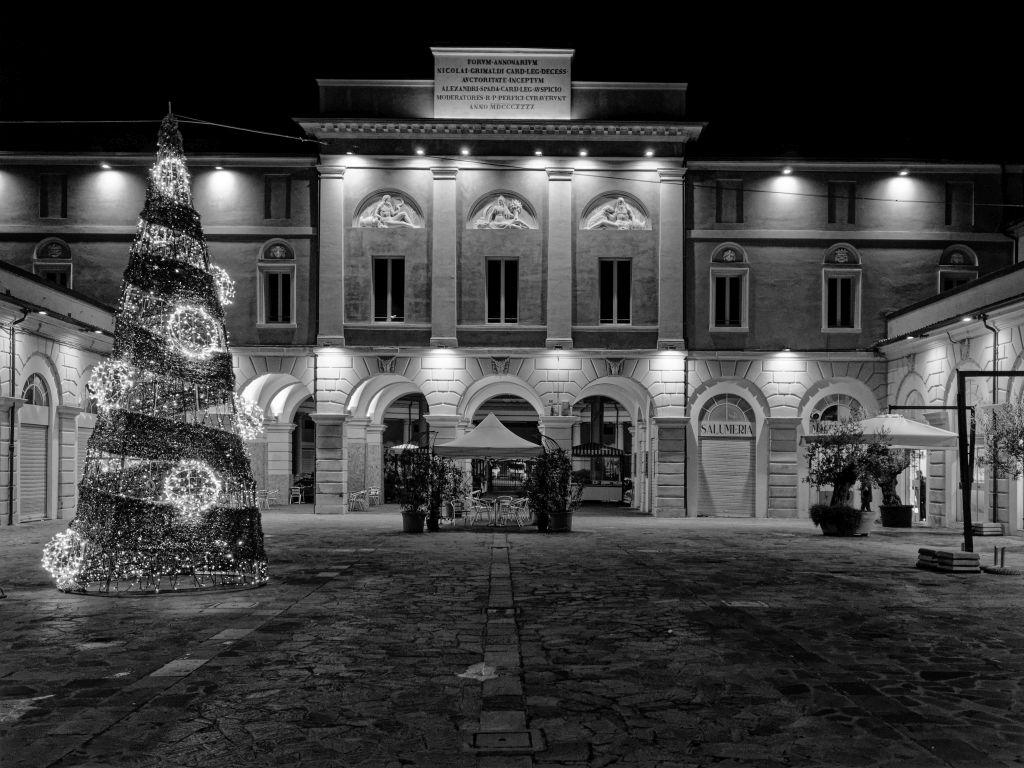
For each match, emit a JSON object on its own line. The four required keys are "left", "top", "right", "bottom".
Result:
{"left": 356, "top": 192, "right": 423, "bottom": 228}
{"left": 581, "top": 194, "right": 650, "bottom": 230}
{"left": 468, "top": 193, "right": 537, "bottom": 229}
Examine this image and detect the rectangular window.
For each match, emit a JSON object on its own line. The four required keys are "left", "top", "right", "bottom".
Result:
{"left": 599, "top": 259, "right": 631, "bottom": 324}
{"left": 712, "top": 271, "right": 746, "bottom": 328}
{"left": 39, "top": 174, "right": 67, "bottom": 218}
{"left": 939, "top": 270, "right": 977, "bottom": 292}
{"left": 35, "top": 264, "right": 72, "bottom": 288}
{"left": 373, "top": 257, "right": 405, "bottom": 322}
{"left": 263, "top": 271, "right": 293, "bottom": 324}
{"left": 827, "top": 181, "right": 856, "bottom": 224}
{"left": 945, "top": 182, "right": 974, "bottom": 228}
{"left": 715, "top": 179, "right": 743, "bottom": 224}
{"left": 486, "top": 259, "right": 519, "bottom": 323}
{"left": 264, "top": 174, "right": 292, "bottom": 220}
{"left": 825, "top": 273, "right": 858, "bottom": 329}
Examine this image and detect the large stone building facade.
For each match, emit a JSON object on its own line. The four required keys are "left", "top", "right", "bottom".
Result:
{"left": 1, "top": 47, "right": 1022, "bottom": 531}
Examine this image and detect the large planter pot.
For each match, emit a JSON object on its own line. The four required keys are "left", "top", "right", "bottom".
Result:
{"left": 535, "top": 512, "right": 550, "bottom": 532}
{"left": 811, "top": 504, "right": 867, "bottom": 537}
{"left": 548, "top": 510, "right": 573, "bottom": 533}
{"left": 880, "top": 504, "right": 914, "bottom": 528}
{"left": 401, "top": 511, "right": 426, "bottom": 533}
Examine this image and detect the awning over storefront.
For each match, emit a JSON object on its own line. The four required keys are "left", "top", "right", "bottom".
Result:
{"left": 572, "top": 442, "right": 627, "bottom": 456}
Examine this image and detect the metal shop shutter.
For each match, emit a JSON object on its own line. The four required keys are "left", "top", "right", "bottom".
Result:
{"left": 20, "top": 424, "right": 48, "bottom": 521}
{"left": 697, "top": 437, "right": 755, "bottom": 517}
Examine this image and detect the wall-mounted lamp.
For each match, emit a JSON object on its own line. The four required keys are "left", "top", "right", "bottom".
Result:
{"left": 782, "top": 166, "right": 793, "bottom": 175}
{"left": 898, "top": 168, "right": 909, "bottom": 176}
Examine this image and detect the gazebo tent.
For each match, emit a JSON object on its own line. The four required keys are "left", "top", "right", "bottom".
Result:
{"left": 433, "top": 412, "right": 544, "bottom": 458}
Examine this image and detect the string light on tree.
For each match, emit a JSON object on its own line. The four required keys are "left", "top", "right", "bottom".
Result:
{"left": 42, "top": 113, "right": 268, "bottom": 594}
{"left": 233, "top": 394, "right": 264, "bottom": 441}
{"left": 210, "top": 264, "right": 235, "bottom": 306}
{"left": 88, "top": 360, "right": 135, "bottom": 411}
{"left": 164, "top": 459, "right": 222, "bottom": 520}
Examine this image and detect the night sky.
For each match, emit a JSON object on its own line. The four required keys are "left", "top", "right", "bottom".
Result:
{"left": 1, "top": 13, "right": 1017, "bottom": 162}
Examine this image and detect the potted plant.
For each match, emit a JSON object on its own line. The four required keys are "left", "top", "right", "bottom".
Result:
{"left": 861, "top": 441, "right": 914, "bottom": 527}
{"left": 523, "top": 446, "right": 583, "bottom": 533}
{"left": 385, "top": 449, "right": 430, "bottom": 533}
{"left": 425, "top": 454, "right": 466, "bottom": 532}
{"left": 803, "top": 416, "right": 874, "bottom": 536}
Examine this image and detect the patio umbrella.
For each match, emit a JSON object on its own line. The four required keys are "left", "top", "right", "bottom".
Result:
{"left": 800, "top": 413, "right": 958, "bottom": 449}
{"left": 433, "top": 412, "right": 544, "bottom": 458}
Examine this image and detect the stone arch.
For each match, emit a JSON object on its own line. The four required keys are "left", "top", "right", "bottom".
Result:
{"left": 894, "top": 370, "right": 929, "bottom": 410}
{"left": 19, "top": 351, "right": 61, "bottom": 412}
{"left": 688, "top": 377, "right": 772, "bottom": 436}
{"left": 797, "top": 377, "right": 881, "bottom": 431}
{"left": 573, "top": 376, "right": 654, "bottom": 423}
{"left": 940, "top": 244, "right": 979, "bottom": 267}
{"left": 460, "top": 375, "right": 544, "bottom": 422}
{"left": 239, "top": 372, "right": 313, "bottom": 425}
{"left": 346, "top": 374, "right": 426, "bottom": 424}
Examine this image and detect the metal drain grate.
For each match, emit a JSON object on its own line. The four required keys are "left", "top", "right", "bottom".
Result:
{"left": 467, "top": 729, "right": 544, "bottom": 753}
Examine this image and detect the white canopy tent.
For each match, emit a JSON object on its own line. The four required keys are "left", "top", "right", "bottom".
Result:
{"left": 433, "top": 412, "right": 544, "bottom": 458}
{"left": 800, "top": 413, "right": 959, "bottom": 449}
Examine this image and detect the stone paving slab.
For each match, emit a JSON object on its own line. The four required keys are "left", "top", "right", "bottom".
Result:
{"left": 2, "top": 509, "right": 1024, "bottom": 767}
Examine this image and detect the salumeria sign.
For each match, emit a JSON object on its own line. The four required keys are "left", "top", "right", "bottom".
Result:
{"left": 432, "top": 48, "right": 572, "bottom": 120}
{"left": 700, "top": 421, "right": 754, "bottom": 438}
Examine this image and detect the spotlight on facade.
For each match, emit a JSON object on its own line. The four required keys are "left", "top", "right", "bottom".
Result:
{"left": 644, "top": 150, "right": 654, "bottom": 157}
{"left": 460, "top": 148, "right": 470, "bottom": 155}
{"left": 100, "top": 163, "right": 112, "bottom": 170}
{"left": 899, "top": 168, "right": 909, "bottom": 176}
{"left": 214, "top": 166, "right": 224, "bottom": 170}
{"left": 962, "top": 316, "right": 973, "bottom": 322}
{"left": 578, "top": 150, "right": 588, "bottom": 157}
{"left": 534, "top": 150, "right": 542, "bottom": 156}
{"left": 782, "top": 166, "right": 793, "bottom": 175}
{"left": 415, "top": 148, "right": 424, "bottom": 156}
{"left": 782, "top": 347, "right": 791, "bottom": 352}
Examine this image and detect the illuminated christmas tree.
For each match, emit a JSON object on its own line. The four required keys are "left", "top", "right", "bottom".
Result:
{"left": 43, "top": 114, "right": 268, "bottom": 593}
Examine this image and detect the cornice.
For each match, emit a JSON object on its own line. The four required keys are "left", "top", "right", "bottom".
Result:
{"left": 295, "top": 119, "right": 703, "bottom": 142}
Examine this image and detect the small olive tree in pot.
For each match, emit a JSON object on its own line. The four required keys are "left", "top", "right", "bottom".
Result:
{"left": 860, "top": 439, "right": 914, "bottom": 527}
{"left": 804, "top": 416, "right": 875, "bottom": 536}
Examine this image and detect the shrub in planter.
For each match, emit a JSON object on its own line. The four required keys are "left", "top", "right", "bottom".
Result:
{"left": 524, "top": 446, "right": 582, "bottom": 532}
{"left": 810, "top": 503, "right": 866, "bottom": 536}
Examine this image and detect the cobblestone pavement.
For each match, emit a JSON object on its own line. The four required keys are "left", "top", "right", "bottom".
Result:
{"left": 2, "top": 507, "right": 1024, "bottom": 768}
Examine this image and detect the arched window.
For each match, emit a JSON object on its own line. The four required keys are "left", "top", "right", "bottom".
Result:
{"left": 710, "top": 243, "right": 749, "bottom": 332}
{"left": 822, "top": 243, "right": 862, "bottom": 332}
{"left": 33, "top": 237, "right": 73, "bottom": 289}
{"left": 22, "top": 373, "right": 50, "bottom": 406}
{"left": 809, "top": 393, "right": 863, "bottom": 426}
{"left": 938, "top": 245, "right": 978, "bottom": 293}
{"left": 257, "top": 240, "right": 296, "bottom": 326}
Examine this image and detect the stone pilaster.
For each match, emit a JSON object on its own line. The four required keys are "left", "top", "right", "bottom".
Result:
{"left": 366, "top": 424, "right": 384, "bottom": 498}
{"left": 657, "top": 168, "right": 686, "bottom": 350}
{"left": 538, "top": 415, "right": 576, "bottom": 451}
{"left": 430, "top": 167, "right": 459, "bottom": 348}
{"left": 0, "top": 397, "right": 23, "bottom": 527}
{"left": 264, "top": 422, "right": 296, "bottom": 505}
{"left": 546, "top": 168, "right": 574, "bottom": 348}
{"left": 653, "top": 416, "right": 688, "bottom": 517}
{"left": 311, "top": 413, "right": 347, "bottom": 514}
{"left": 345, "top": 417, "right": 370, "bottom": 492}
{"left": 767, "top": 416, "right": 801, "bottom": 518}
{"left": 317, "top": 165, "right": 346, "bottom": 346}
{"left": 56, "top": 405, "right": 82, "bottom": 521}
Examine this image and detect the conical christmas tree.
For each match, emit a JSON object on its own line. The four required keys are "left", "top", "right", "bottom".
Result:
{"left": 43, "top": 114, "right": 268, "bottom": 593}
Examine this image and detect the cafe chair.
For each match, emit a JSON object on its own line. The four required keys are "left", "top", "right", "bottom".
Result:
{"left": 256, "top": 489, "right": 270, "bottom": 509}
{"left": 348, "top": 489, "right": 368, "bottom": 511}
{"left": 289, "top": 486, "right": 303, "bottom": 504}
{"left": 368, "top": 486, "right": 381, "bottom": 506}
